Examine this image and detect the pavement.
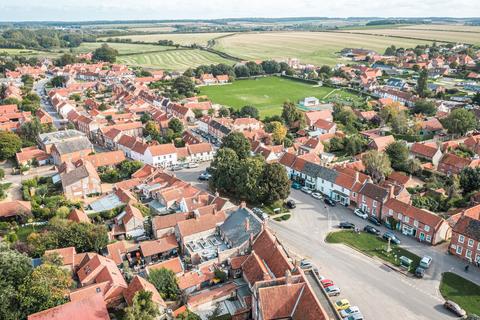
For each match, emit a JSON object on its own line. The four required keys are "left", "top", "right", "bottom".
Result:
{"left": 174, "top": 162, "right": 480, "bottom": 320}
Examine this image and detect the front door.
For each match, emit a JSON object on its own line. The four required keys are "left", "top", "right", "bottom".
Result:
{"left": 419, "top": 232, "right": 425, "bottom": 241}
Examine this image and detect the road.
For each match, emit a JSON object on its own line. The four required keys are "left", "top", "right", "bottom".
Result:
{"left": 33, "top": 78, "right": 66, "bottom": 129}
{"left": 174, "top": 162, "right": 479, "bottom": 320}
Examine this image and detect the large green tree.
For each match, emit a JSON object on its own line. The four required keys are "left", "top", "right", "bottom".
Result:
{"left": 172, "top": 75, "right": 196, "bottom": 97}
{"left": 417, "top": 69, "right": 429, "bottom": 98}
{"left": 442, "top": 109, "right": 477, "bottom": 136}
{"left": 258, "top": 163, "right": 291, "bottom": 205}
{"left": 210, "top": 148, "right": 239, "bottom": 194}
{"left": 385, "top": 141, "right": 409, "bottom": 171}
{"left": 148, "top": 268, "right": 180, "bottom": 300}
{"left": 124, "top": 290, "right": 160, "bottom": 320}
{"left": 92, "top": 44, "right": 118, "bottom": 63}
{"left": 221, "top": 132, "right": 251, "bottom": 159}
{"left": 19, "top": 262, "right": 72, "bottom": 318}
{"left": 412, "top": 99, "right": 437, "bottom": 116}
{"left": 282, "top": 102, "right": 305, "bottom": 129}
{"left": 0, "top": 244, "right": 33, "bottom": 320}
{"left": 236, "top": 157, "right": 265, "bottom": 201}
{"left": 0, "top": 131, "right": 22, "bottom": 160}
{"left": 460, "top": 167, "right": 480, "bottom": 194}
{"left": 362, "top": 150, "right": 393, "bottom": 183}
{"left": 168, "top": 118, "right": 184, "bottom": 135}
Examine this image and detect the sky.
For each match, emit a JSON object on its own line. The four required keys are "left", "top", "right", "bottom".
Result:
{"left": 0, "top": 0, "right": 479, "bottom": 21}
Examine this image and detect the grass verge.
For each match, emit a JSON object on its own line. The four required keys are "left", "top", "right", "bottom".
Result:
{"left": 326, "top": 230, "right": 421, "bottom": 273}
{"left": 440, "top": 272, "right": 480, "bottom": 316}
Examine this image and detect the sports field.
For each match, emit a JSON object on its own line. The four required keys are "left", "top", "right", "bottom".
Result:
{"left": 199, "top": 76, "right": 361, "bottom": 117}
{"left": 99, "top": 32, "right": 232, "bottom": 46}
{"left": 117, "top": 49, "right": 234, "bottom": 71}
{"left": 213, "top": 31, "right": 436, "bottom": 66}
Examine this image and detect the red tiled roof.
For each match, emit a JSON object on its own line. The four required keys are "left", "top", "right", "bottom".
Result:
{"left": 384, "top": 198, "right": 444, "bottom": 229}
{"left": 28, "top": 295, "right": 110, "bottom": 320}
{"left": 410, "top": 142, "right": 439, "bottom": 159}
{"left": 44, "top": 247, "right": 77, "bottom": 266}
{"left": 139, "top": 234, "right": 178, "bottom": 257}
{"left": 0, "top": 201, "right": 32, "bottom": 218}
{"left": 123, "top": 275, "right": 166, "bottom": 307}
{"left": 176, "top": 212, "right": 226, "bottom": 238}
{"left": 67, "top": 208, "right": 91, "bottom": 223}
{"left": 147, "top": 256, "right": 184, "bottom": 275}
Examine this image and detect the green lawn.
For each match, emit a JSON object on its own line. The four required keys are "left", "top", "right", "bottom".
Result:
{"left": 326, "top": 230, "right": 421, "bottom": 273}
{"left": 199, "top": 77, "right": 361, "bottom": 118}
{"left": 440, "top": 272, "right": 480, "bottom": 316}
{"left": 15, "top": 224, "right": 48, "bottom": 241}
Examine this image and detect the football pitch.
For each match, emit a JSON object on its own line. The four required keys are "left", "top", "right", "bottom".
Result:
{"left": 199, "top": 76, "right": 361, "bottom": 117}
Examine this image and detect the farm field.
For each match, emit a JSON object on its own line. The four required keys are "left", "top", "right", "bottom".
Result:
{"left": 71, "top": 42, "right": 170, "bottom": 54}
{"left": 117, "top": 48, "right": 234, "bottom": 71}
{"left": 0, "top": 48, "right": 59, "bottom": 58}
{"left": 337, "top": 28, "right": 480, "bottom": 44}
{"left": 99, "top": 32, "right": 233, "bottom": 46}
{"left": 199, "top": 76, "right": 362, "bottom": 117}
{"left": 399, "top": 24, "right": 480, "bottom": 32}
{"left": 212, "top": 31, "right": 436, "bottom": 66}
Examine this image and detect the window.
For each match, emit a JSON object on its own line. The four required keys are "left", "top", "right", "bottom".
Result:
{"left": 362, "top": 195, "right": 366, "bottom": 203}
{"left": 373, "top": 200, "right": 377, "bottom": 207}
{"left": 414, "top": 220, "right": 419, "bottom": 227}
{"left": 466, "top": 250, "right": 472, "bottom": 259}
{"left": 404, "top": 216, "right": 409, "bottom": 223}
{"left": 468, "top": 239, "right": 474, "bottom": 247}
{"left": 353, "top": 192, "right": 357, "bottom": 197}
{"left": 426, "top": 235, "right": 431, "bottom": 242}
{"left": 456, "top": 246, "right": 463, "bottom": 255}
{"left": 398, "top": 213, "right": 403, "bottom": 220}
{"left": 424, "top": 225, "right": 430, "bottom": 232}
{"left": 388, "top": 209, "right": 393, "bottom": 216}
{"left": 459, "top": 235, "right": 465, "bottom": 244}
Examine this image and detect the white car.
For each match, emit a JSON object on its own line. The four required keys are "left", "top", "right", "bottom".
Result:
{"left": 301, "top": 186, "right": 313, "bottom": 194}
{"left": 311, "top": 192, "right": 323, "bottom": 199}
{"left": 420, "top": 256, "right": 433, "bottom": 269}
{"left": 343, "top": 313, "right": 364, "bottom": 320}
{"left": 325, "top": 286, "right": 341, "bottom": 296}
{"left": 340, "top": 306, "right": 361, "bottom": 318}
{"left": 187, "top": 162, "right": 199, "bottom": 168}
{"left": 354, "top": 208, "right": 368, "bottom": 219}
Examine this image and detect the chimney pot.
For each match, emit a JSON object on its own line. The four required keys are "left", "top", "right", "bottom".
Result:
{"left": 240, "top": 201, "right": 246, "bottom": 209}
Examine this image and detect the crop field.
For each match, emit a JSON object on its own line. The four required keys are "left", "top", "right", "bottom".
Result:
{"left": 213, "top": 31, "right": 436, "bottom": 66}
{"left": 117, "top": 49, "right": 234, "bottom": 71}
{"left": 337, "top": 27, "right": 480, "bottom": 44}
{"left": 400, "top": 24, "right": 480, "bottom": 32}
{"left": 99, "top": 32, "right": 233, "bottom": 46}
{"left": 71, "top": 42, "right": 170, "bottom": 54}
{"left": 0, "top": 48, "right": 59, "bottom": 58}
{"left": 199, "top": 76, "right": 362, "bottom": 117}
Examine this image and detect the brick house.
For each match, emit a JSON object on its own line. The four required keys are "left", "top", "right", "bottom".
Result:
{"left": 356, "top": 182, "right": 391, "bottom": 218}
{"left": 381, "top": 198, "right": 451, "bottom": 244}
{"left": 112, "top": 204, "right": 145, "bottom": 239}
{"left": 449, "top": 215, "right": 480, "bottom": 265}
{"left": 368, "top": 135, "right": 395, "bottom": 152}
{"left": 438, "top": 153, "right": 480, "bottom": 176}
{"left": 51, "top": 136, "right": 94, "bottom": 166}
{"left": 60, "top": 161, "right": 101, "bottom": 200}
{"left": 410, "top": 142, "right": 443, "bottom": 167}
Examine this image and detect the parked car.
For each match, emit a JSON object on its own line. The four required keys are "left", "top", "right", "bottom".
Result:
{"left": 367, "top": 215, "right": 381, "bottom": 226}
{"left": 311, "top": 192, "right": 323, "bottom": 200}
{"left": 324, "top": 197, "right": 336, "bottom": 206}
{"left": 415, "top": 267, "right": 425, "bottom": 278}
{"left": 363, "top": 225, "right": 380, "bottom": 235}
{"left": 340, "top": 306, "right": 361, "bottom": 318}
{"left": 335, "top": 299, "right": 351, "bottom": 311}
{"left": 343, "top": 314, "right": 364, "bottom": 320}
{"left": 286, "top": 199, "right": 296, "bottom": 209}
{"left": 187, "top": 162, "right": 199, "bottom": 168}
{"left": 339, "top": 222, "right": 355, "bottom": 229}
{"left": 313, "top": 268, "right": 324, "bottom": 280}
{"left": 171, "top": 164, "right": 183, "bottom": 171}
{"left": 320, "top": 279, "right": 334, "bottom": 288}
{"left": 354, "top": 208, "right": 368, "bottom": 219}
{"left": 198, "top": 172, "right": 211, "bottom": 181}
{"left": 301, "top": 186, "right": 313, "bottom": 194}
{"left": 252, "top": 208, "right": 268, "bottom": 221}
{"left": 325, "top": 286, "right": 341, "bottom": 296}
{"left": 443, "top": 300, "right": 466, "bottom": 317}
{"left": 382, "top": 231, "right": 401, "bottom": 245}
{"left": 420, "top": 256, "right": 433, "bottom": 269}
{"left": 292, "top": 182, "right": 302, "bottom": 190}
{"left": 300, "top": 260, "right": 313, "bottom": 270}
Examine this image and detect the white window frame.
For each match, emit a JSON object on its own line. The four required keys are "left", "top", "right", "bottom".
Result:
{"left": 459, "top": 235, "right": 465, "bottom": 244}
{"left": 404, "top": 216, "right": 409, "bottom": 223}
{"left": 424, "top": 225, "right": 430, "bottom": 232}
{"left": 414, "top": 220, "right": 419, "bottom": 227}
{"left": 466, "top": 249, "right": 472, "bottom": 259}
{"left": 456, "top": 246, "right": 463, "bottom": 255}
{"left": 468, "top": 239, "right": 474, "bottom": 247}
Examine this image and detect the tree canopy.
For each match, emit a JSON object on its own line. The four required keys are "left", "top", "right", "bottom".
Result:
{"left": 221, "top": 132, "right": 251, "bottom": 159}
{"left": 0, "top": 131, "right": 22, "bottom": 160}
{"left": 362, "top": 150, "right": 393, "bottom": 183}
{"left": 92, "top": 44, "right": 118, "bottom": 63}
{"left": 124, "top": 290, "right": 160, "bottom": 320}
{"left": 442, "top": 108, "right": 477, "bottom": 136}
{"left": 148, "top": 268, "right": 180, "bottom": 300}
{"left": 412, "top": 99, "right": 437, "bottom": 116}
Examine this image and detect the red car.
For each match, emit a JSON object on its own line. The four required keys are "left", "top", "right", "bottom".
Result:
{"left": 321, "top": 279, "right": 334, "bottom": 288}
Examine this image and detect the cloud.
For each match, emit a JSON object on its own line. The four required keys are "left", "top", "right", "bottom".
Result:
{"left": 0, "top": 0, "right": 478, "bottom": 21}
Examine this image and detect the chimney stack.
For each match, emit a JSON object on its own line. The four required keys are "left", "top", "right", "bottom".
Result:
{"left": 285, "top": 270, "right": 292, "bottom": 285}
{"left": 194, "top": 210, "right": 200, "bottom": 220}
{"left": 240, "top": 201, "right": 246, "bottom": 209}
{"left": 355, "top": 171, "right": 359, "bottom": 183}
{"left": 244, "top": 218, "right": 250, "bottom": 232}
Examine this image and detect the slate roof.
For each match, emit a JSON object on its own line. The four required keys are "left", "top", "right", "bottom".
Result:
{"left": 53, "top": 136, "right": 92, "bottom": 155}
{"left": 218, "top": 208, "right": 262, "bottom": 247}
{"left": 303, "top": 162, "right": 338, "bottom": 182}
{"left": 359, "top": 182, "right": 389, "bottom": 202}
{"left": 61, "top": 161, "right": 99, "bottom": 187}
{"left": 453, "top": 215, "right": 480, "bottom": 241}
{"left": 210, "top": 119, "right": 231, "bottom": 135}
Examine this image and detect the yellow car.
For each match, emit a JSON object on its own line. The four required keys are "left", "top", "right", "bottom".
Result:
{"left": 335, "top": 299, "right": 351, "bottom": 311}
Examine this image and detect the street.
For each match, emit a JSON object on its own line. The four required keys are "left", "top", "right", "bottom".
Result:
{"left": 33, "top": 77, "right": 67, "bottom": 129}
{"left": 174, "top": 163, "right": 480, "bottom": 320}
